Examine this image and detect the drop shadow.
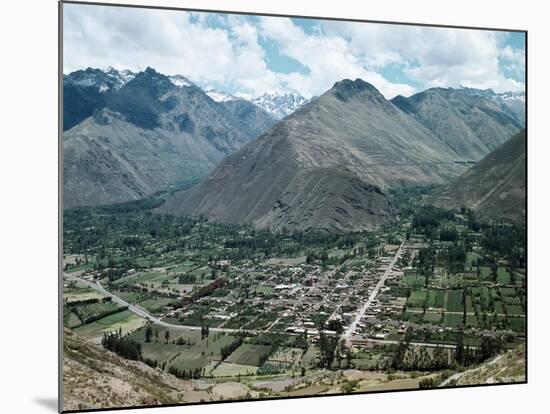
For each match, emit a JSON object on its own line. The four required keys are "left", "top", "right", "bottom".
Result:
{"left": 34, "top": 397, "right": 58, "bottom": 412}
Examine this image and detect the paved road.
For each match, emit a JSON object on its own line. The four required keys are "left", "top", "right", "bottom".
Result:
{"left": 439, "top": 354, "right": 504, "bottom": 387}
{"left": 64, "top": 273, "right": 258, "bottom": 334}
{"left": 343, "top": 241, "right": 405, "bottom": 340}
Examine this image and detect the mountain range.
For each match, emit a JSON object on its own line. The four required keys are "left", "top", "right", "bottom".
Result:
{"left": 63, "top": 67, "right": 277, "bottom": 208}
{"left": 159, "top": 79, "right": 494, "bottom": 233}
{"left": 391, "top": 87, "right": 523, "bottom": 160}
{"left": 427, "top": 129, "right": 526, "bottom": 223}
{"left": 64, "top": 67, "right": 525, "bottom": 230}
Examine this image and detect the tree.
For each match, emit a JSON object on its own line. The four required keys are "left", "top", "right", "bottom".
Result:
{"left": 145, "top": 325, "right": 153, "bottom": 343}
{"left": 164, "top": 330, "right": 170, "bottom": 344}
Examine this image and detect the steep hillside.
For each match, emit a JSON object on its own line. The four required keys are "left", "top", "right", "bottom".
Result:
{"left": 428, "top": 130, "right": 526, "bottom": 222}
{"left": 391, "top": 88, "right": 523, "bottom": 160}
{"left": 454, "top": 344, "right": 525, "bottom": 386}
{"left": 63, "top": 68, "right": 276, "bottom": 208}
{"left": 63, "top": 329, "right": 191, "bottom": 411}
{"left": 160, "top": 79, "right": 465, "bottom": 233}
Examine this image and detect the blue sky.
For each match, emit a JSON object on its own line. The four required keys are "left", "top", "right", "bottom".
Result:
{"left": 64, "top": 3, "right": 525, "bottom": 99}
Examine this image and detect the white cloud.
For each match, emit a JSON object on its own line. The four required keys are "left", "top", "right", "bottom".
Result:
{"left": 63, "top": 4, "right": 524, "bottom": 99}
{"left": 257, "top": 17, "right": 417, "bottom": 98}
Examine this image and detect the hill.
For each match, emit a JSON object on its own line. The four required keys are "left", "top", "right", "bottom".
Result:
{"left": 63, "top": 68, "right": 276, "bottom": 208}
{"left": 428, "top": 130, "right": 526, "bottom": 222}
{"left": 391, "top": 88, "right": 523, "bottom": 160}
{"left": 62, "top": 329, "right": 191, "bottom": 411}
{"left": 159, "top": 78, "right": 467, "bottom": 233}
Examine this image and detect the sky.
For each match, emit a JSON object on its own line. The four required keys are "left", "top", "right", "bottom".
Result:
{"left": 63, "top": 3, "right": 526, "bottom": 99}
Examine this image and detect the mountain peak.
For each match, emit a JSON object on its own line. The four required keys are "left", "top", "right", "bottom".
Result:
{"left": 331, "top": 78, "right": 382, "bottom": 101}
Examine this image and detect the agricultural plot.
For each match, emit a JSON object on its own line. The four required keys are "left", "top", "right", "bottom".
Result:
{"left": 210, "top": 362, "right": 258, "bottom": 377}
{"left": 427, "top": 290, "right": 446, "bottom": 309}
{"left": 407, "top": 290, "right": 428, "bottom": 307}
{"left": 74, "top": 310, "right": 145, "bottom": 339}
{"left": 445, "top": 290, "right": 464, "bottom": 313}
{"left": 226, "top": 344, "right": 273, "bottom": 366}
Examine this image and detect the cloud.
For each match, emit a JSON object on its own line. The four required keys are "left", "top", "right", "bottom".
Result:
{"left": 63, "top": 4, "right": 525, "bottom": 99}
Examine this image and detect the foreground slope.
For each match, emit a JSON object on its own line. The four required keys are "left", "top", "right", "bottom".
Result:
{"left": 428, "top": 130, "right": 526, "bottom": 222}
{"left": 63, "top": 329, "right": 191, "bottom": 411}
{"left": 160, "top": 79, "right": 464, "bottom": 233}
{"left": 391, "top": 88, "right": 523, "bottom": 160}
{"left": 63, "top": 68, "right": 276, "bottom": 208}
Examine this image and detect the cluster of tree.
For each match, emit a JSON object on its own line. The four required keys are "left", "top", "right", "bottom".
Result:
{"left": 439, "top": 227, "right": 459, "bottom": 242}
{"left": 391, "top": 330, "right": 506, "bottom": 372}
{"left": 168, "top": 366, "right": 204, "bottom": 379}
{"left": 440, "top": 244, "right": 467, "bottom": 274}
{"left": 317, "top": 331, "right": 340, "bottom": 369}
{"left": 201, "top": 325, "right": 210, "bottom": 340}
{"left": 192, "top": 277, "right": 226, "bottom": 300}
{"left": 412, "top": 207, "right": 454, "bottom": 238}
{"left": 220, "top": 336, "right": 244, "bottom": 361}
{"left": 178, "top": 273, "right": 195, "bottom": 284}
{"left": 73, "top": 304, "right": 127, "bottom": 326}
{"left": 101, "top": 331, "right": 142, "bottom": 360}
{"left": 482, "top": 224, "right": 526, "bottom": 267}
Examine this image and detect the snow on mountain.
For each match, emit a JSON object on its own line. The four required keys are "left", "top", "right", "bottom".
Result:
{"left": 251, "top": 92, "right": 308, "bottom": 120}
{"left": 457, "top": 86, "right": 525, "bottom": 125}
{"left": 168, "top": 74, "right": 195, "bottom": 88}
{"left": 205, "top": 89, "right": 240, "bottom": 102}
{"left": 64, "top": 67, "right": 135, "bottom": 91}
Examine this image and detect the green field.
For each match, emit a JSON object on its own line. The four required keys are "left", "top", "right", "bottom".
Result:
{"left": 226, "top": 344, "right": 272, "bottom": 366}
{"left": 445, "top": 290, "right": 464, "bottom": 313}
{"left": 210, "top": 362, "right": 259, "bottom": 377}
{"left": 74, "top": 310, "right": 144, "bottom": 338}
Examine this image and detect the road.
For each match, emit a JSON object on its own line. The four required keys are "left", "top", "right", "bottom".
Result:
{"left": 64, "top": 273, "right": 259, "bottom": 335}
{"left": 343, "top": 240, "right": 405, "bottom": 340}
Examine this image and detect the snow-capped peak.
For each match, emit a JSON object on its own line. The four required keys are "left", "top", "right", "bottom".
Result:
{"left": 168, "top": 74, "right": 195, "bottom": 88}
{"left": 251, "top": 91, "right": 308, "bottom": 120}
{"left": 205, "top": 89, "right": 240, "bottom": 102}
{"left": 64, "top": 67, "right": 135, "bottom": 91}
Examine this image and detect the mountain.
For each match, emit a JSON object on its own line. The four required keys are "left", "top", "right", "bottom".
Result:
{"left": 204, "top": 89, "right": 277, "bottom": 138}
{"left": 63, "top": 67, "right": 136, "bottom": 131}
{"left": 205, "top": 88, "right": 240, "bottom": 102}
{"left": 427, "top": 130, "right": 526, "bottom": 223}
{"left": 457, "top": 86, "right": 525, "bottom": 126}
{"left": 159, "top": 78, "right": 467, "bottom": 233}
{"left": 251, "top": 91, "right": 308, "bottom": 120}
{"left": 63, "top": 329, "right": 189, "bottom": 411}
{"left": 391, "top": 88, "right": 523, "bottom": 160}
{"left": 63, "top": 67, "right": 276, "bottom": 208}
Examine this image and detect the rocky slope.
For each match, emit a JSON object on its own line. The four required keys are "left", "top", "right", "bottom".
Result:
{"left": 391, "top": 88, "right": 523, "bottom": 160}
{"left": 159, "top": 79, "right": 467, "bottom": 233}
{"left": 63, "top": 68, "right": 276, "bottom": 208}
{"left": 428, "top": 130, "right": 526, "bottom": 222}
{"left": 62, "top": 329, "right": 191, "bottom": 411}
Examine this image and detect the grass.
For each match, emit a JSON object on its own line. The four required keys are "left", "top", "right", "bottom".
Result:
{"left": 427, "top": 290, "right": 445, "bottom": 308}
{"left": 497, "top": 267, "right": 511, "bottom": 284}
{"left": 226, "top": 344, "right": 272, "bottom": 366}
{"left": 210, "top": 362, "right": 259, "bottom": 377}
{"left": 408, "top": 290, "right": 428, "bottom": 307}
{"left": 423, "top": 312, "right": 442, "bottom": 323}
{"left": 445, "top": 290, "right": 463, "bottom": 313}
{"left": 443, "top": 313, "right": 463, "bottom": 328}
{"left": 74, "top": 310, "right": 144, "bottom": 338}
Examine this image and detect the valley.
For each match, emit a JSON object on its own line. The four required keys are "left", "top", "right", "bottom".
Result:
{"left": 62, "top": 187, "right": 526, "bottom": 409}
